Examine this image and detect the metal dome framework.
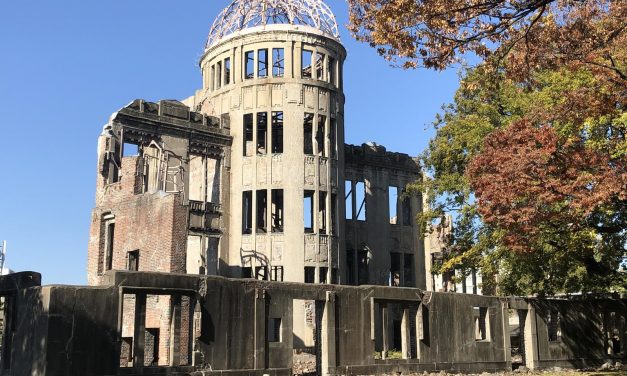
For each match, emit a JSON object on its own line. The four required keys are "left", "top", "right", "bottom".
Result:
{"left": 206, "top": 0, "right": 340, "bottom": 49}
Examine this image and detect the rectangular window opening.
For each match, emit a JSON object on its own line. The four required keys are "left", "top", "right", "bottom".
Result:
{"left": 548, "top": 309, "right": 561, "bottom": 342}
{"left": 271, "top": 111, "right": 283, "bottom": 153}
{"left": 224, "top": 57, "right": 231, "bottom": 85}
{"left": 304, "top": 266, "right": 315, "bottom": 283}
{"left": 357, "top": 250, "right": 368, "bottom": 285}
{"left": 345, "top": 181, "right": 353, "bottom": 220}
{"left": 316, "top": 115, "right": 326, "bottom": 157}
{"left": 105, "top": 221, "right": 115, "bottom": 271}
{"left": 318, "top": 191, "right": 327, "bottom": 233}
{"left": 242, "top": 266, "right": 253, "bottom": 278}
{"left": 347, "top": 249, "right": 356, "bottom": 285}
{"left": 255, "top": 266, "right": 268, "bottom": 280}
{"left": 123, "top": 142, "right": 140, "bottom": 157}
{"left": 316, "top": 52, "right": 325, "bottom": 80}
{"left": 330, "top": 118, "right": 337, "bottom": 159}
{"left": 330, "top": 193, "right": 337, "bottom": 235}
{"left": 271, "top": 265, "right": 284, "bottom": 281}
{"left": 256, "top": 190, "right": 267, "bottom": 233}
{"left": 272, "top": 48, "right": 284, "bottom": 77}
{"left": 389, "top": 186, "right": 398, "bottom": 224}
{"left": 216, "top": 61, "right": 222, "bottom": 89}
{"left": 328, "top": 56, "right": 336, "bottom": 85}
{"left": 390, "top": 253, "right": 401, "bottom": 287}
{"left": 268, "top": 318, "right": 282, "bottom": 342}
{"left": 355, "top": 181, "right": 366, "bottom": 221}
{"left": 404, "top": 254, "right": 415, "bottom": 287}
{"left": 271, "top": 189, "right": 284, "bottom": 233}
{"left": 242, "top": 191, "right": 253, "bottom": 234}
{"left": 243, "top": 113, "right": 254, "bottom": 156}
{"left": 257, "top": 112, "right": 267, "bottom": 155}
{"left": 127, "top": 250, "right": 139, "bottom": 271}
{"left": 258, "top": 49, "right": 268, "bottom": 78}
{"left": 320, "top": 267, "right": 328, "bottom": 284}
{"left": 304, "top": 190, "right": 314, "bottom": 233}
{"left": 245, "top": 51, "right": 255, "bottom": 79}
{"left": 301, "top": 49, "right": 313, "bottom": 78}
{"left": 304, "top": 113, "right": 314, "bottom": 155}
{"left": 211, "top": 65, "right": 216, "bottom": 90}
{"left": 402, "top": 193, "right": 411, "bottom": 226}
{"left": 474, "top": 307, "right": 490, "bottom": 341}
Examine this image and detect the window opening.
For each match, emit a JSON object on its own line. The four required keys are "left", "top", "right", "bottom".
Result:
{"left": 304, "top": 190, "right": 314, "bottom": 233}
{"left": 271, "top": 189, "right": 284, "bottom": 232}
{"left": 255, "top": 266, "right": 268, "bottom": 280}
{"left": 547, "top": 310, "right": 561, "bottom": 342}
{"left": 316, "top": 52, "right": 325, "bottom": 80}
{"left": 357, "top": 250, "right": 368, "bottom": 285}
{"left": 242, "top": 191, "right": 253, "bottom": 234}
{"left": 245, "top": 51, "right": 254, "bottom": 79}
{"left": 318, "top": 191, "right": 327, "bottom": 233}
{"left": 390, "top": 253, "right": 401, "bottom": 287}
{"left": 104, "top": 221, "right": 115, "bottom": 271}
{"left": 128, "top": 250, "right": 139, "bottom": 271}
{"left": 257, "top": 112, "right": 267, "bottom": 155}
{"left": 347, "top": 249, "right": 356, "bottom": 285}
{"left": 216, "top": 61, "right": 222, "bottom": 89}
{"left": 328, "top": 56, "right": 335, "bottom": 85}
{"left": 268, "top": 318, "right": 282, "bottom": 342}
{"left": 271, "top": 265, "right": 284, "bottom": 281}
{"left": 389, "top": 186, "right": 398, "bottom": 224}
{"left": 242, "top": 267, "right": 253, "bottom": 278}
{"left": 243, "top": 113, "right": 253, "bottom": 156}
{"left": 304, "top": 113, "right": 314, "bottom": 155}
{"left": 224, "top": 57, "right": 231, "bottom": 85}
{"left": 271, "top": 111, "right": 283, "bottom": 153}
{"left": 320, "top": 267, "right": 328, "bottom": 284}
{"left": 301, "top": 49, "right": 313, "bottom": 78}
{"left": 258, "top": 49, "right": 268, "bottom": 78}
{"left": 331, "top": 268, "right": 338, "bottom": 284}
{"left": 474, "top": 307, "right": 490, "bottom": 341}
{"left": 345, "top": 181, "right": 353, "bottom": 220}
{"left": 123, "top": 142, "right": 139, "bottom": 157}
{"left": 355, "top": 181, "right": 366, "bottom": 221}
{"left": 316, "top": 115, "right": 326, "bottom": 157}
{"left": 211, "top": 65, "right": 215, "bottom": 90}
{"left": 272, "top": 48, "right": 284, "bottom": 77}
{"left": 402, "top": 194, "right": 411, "bottom": 226}
{"left": 330, "top": 193, "right": 337, "bottom": 235}
{"left": 256, "top": 190, "right": 267, "bottom": 233}
{"left": 404, "top": 254, "right": 414, "bottom": 287}
{"left": 304, "top": 266, "right": 315, "bottom": 283}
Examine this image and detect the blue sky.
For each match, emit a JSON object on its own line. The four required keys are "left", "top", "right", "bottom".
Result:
{"left": 0, "top": 0, "right": 460, "bottom": 285}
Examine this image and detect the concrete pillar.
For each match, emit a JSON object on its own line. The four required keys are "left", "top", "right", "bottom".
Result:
{"left": 524, "top": 304, "right": 539, "bottom": 370}
{"left": 381, "top": 304, "right": 389, "bottom": 360}
{"left": 501, "top": 300, "right": 512, "bottom": 370}
{"left": 401, "top": 308, "right": 411, "bottom": 359}
{"left": 133, "top": 292, "right": 147, "bottom": 369}
{"left": 169, "top": 295, "right": 182, "bottom": 366}
{"left": 321, "top": 291, "right": 336, "bottom": 376}
{"left": 254, "top": 289, "right": 267, "bottom": 369}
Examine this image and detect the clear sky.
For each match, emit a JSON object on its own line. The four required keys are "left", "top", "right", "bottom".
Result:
{"left": 0, "top": 0, "right": 460, "bottom": 285}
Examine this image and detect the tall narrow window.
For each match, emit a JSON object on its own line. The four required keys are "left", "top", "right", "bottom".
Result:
{"left": 402, "top": 195, "right": 411, "bottom": 226}
{"left": 548, "top": 310, "right": 561, "bottom": 342}
{"left": 257, "top": 112, "right": 267, "bottom": 155}
{"left": 390, "top": 253, "right": 401, "bottom": 287}
{"left": 216, "top": 61, "right": 222, "bottom": 89}
{"left": 272, "top": 48, "right": 284, "bottom": 77}
{"left": 304, "top": 113, "right": 314, "bottom": 154}
{"left": 210, "top": 65, "right": 215, "bottom": 90}
{"left": 245, "top": 51, "right": 254, "bottom": 79}
{"left": 328, "top": 56, "right": 336, "bottom": 85}
{"left": 345, "top": 180, "right": 353, "bottom": 219}
{"left": 243, "top": 114, "right": 253, "bottom": 156}
{"left": 258, "top": 49, "right": 268, "bottom": 78}
{"left": 318, "top": 191, "right": 327, "bottom": 233}
{"left": 329, "top": 118, "right": 337, "bottom": 159}
{"left": 389, "top": 186, "right": 398, "bottom": 224}
{"left": 355, "top": 181, "right": 366, "bottom": 221}
{"left": 242, "top": 191, "right": 253, "bottom": 234}
{"left": 128, "top": 250, "right": 139, "bottom": 271}
{"left": 304, "top": 190, "right": 314, "bottom": 233}
{"left": 316, "top": 115, "right": 326, "bottom": 157}
{"left": 268, "top": 318, "right": 282, "bottom": 342}
{"left": 302, "top": 49, "right": 313, "bottom": 78}
{"left": 474, "top": 307, "right": 490, "bottom": 341}
{"left": 316, "top": 52, "right": 325, "bottom": 80}
{"left": 104, "top": 220, "right": 115, "bottom": 271}
{"left": 271, "top": 189, "right": 284, "bottom": 232}
{"left": 320, "top": 267, "right": 328, "bottom": 284}
{"left": 357, "top": 250, "right": 368, "bottom": 285}
{"left": 271, "top": 111, "right": 283, "bottom": 153}
{"left": 347, "top": 249, "right": 356, "bottom": 285}
{"left": 256, "top": 190, "right": 267, "bottom": 233}
{"left": 304, "top": 266, "right": 315, "bottom": 283}
{"left": 404, "top": 254, "right": 415, "bottom": 287}
{"left": 330, "top": 193, "right": 337, "bottom": 235}
{"left": 271, "top": 266, "right": 284, "bottom": 281}
{"left": 224, "top": 57, "right": 231, "bottom": 85}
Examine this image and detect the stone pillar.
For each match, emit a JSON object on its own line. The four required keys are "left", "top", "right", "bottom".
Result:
{"left": 401, "top": 308, "right": 411, "bottom": 359}
{"left": 169, "top": 295, "right": 182, "bottom": 366}
{"left": 500, "top": 299, "right": 512, "bottom": 370}
{"left": 524, "top": 304, "right": 539, "bottom": 370}
{"left": 133, "top": 293, "right": 147, "bottom": 368}
{"left": 381, "top": 303, "right": 389, "bottom": 360}
{"left": 321, "top": 291, "right": 336, "bottom": 376}
{"left": 254, "top": 289, "right": 267, "bottom": 369}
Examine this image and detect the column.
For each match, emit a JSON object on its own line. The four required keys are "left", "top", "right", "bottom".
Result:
{"left": 321, "top": 291, "right": 336, "bottom": 376}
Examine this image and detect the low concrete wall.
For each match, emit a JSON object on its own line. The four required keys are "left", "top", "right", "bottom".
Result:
{"left": 0, "top": 271, "right": 624, "bottom": 375}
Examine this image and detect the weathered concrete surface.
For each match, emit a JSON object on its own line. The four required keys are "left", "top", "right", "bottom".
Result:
{"left": 0, "top": 271, "right": 624, "bottom": 375}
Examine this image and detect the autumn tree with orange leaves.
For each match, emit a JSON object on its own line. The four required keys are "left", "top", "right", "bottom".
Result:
{"left": 347, "top": 0, "right": 627, "bottom": 294}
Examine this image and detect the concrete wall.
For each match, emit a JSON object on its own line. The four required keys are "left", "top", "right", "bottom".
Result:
{"left": 2, "top": 271, "right": 624, "bottom": 376}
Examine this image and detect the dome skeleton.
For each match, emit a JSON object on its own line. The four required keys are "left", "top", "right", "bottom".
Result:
{"left": 206, "top": 0, "right": 340, "bottom": 49}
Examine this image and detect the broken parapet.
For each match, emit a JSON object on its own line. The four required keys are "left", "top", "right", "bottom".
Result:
{"left": 344, "top": 142, "right": 421, "bottom": 173}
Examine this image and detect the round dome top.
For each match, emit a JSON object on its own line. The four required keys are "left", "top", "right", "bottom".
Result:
{"left": 206, "top": 0, "right": 340, "bottom": 49}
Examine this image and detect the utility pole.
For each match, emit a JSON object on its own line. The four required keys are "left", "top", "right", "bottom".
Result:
{"left": 0, "top": 241, "right": 6, "bottom": 274}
